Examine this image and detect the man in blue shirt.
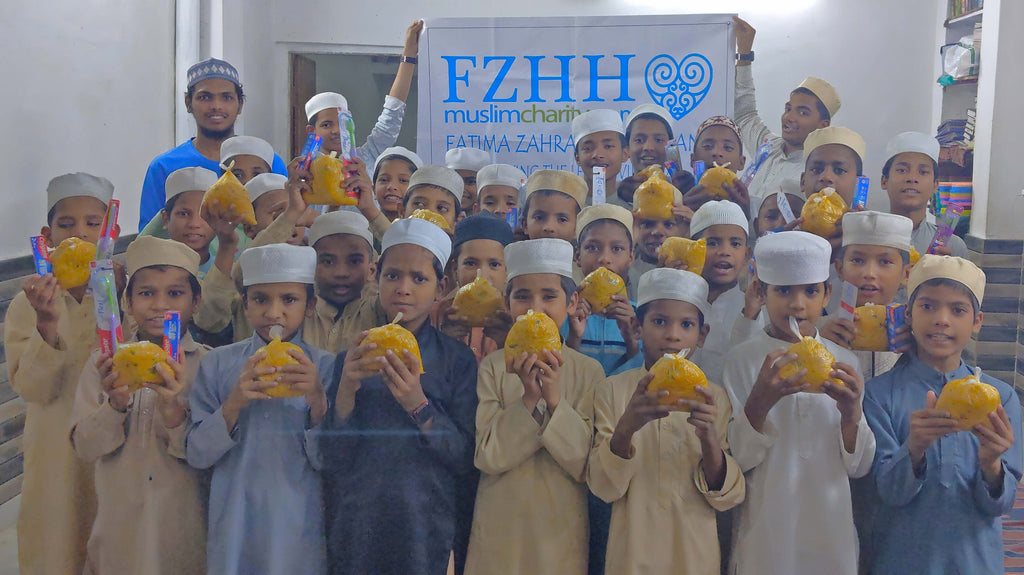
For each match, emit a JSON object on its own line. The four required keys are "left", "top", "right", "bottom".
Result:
{"left": 138, "top": 58, "right": 287, "bottom": 229}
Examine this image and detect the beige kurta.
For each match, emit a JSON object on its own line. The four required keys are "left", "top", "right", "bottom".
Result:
{"left": 303, "top": 284, "right": 387, "bottom": 353}
{"left": 70, "top": 334, "right": 209, "bottom": 575}
{"left": 465, "top": 346, "right": 602, "bottom": 575}
{"left": 4, "top": 291, "right": 98, "bottom": 575}
{"left": 588, "top": 367, "right": 745, "bottom": 575}
{"left": 192, "top": 211, "right": 295, "bottom": 341}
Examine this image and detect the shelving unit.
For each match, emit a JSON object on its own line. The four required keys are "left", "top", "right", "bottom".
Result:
{"left": 934, "top": 1, "right": 982, "bottom": 206}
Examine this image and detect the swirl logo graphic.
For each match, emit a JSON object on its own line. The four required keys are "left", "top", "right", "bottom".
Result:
{"left": 644, "top": 53, "right": 713, "bottom": 120}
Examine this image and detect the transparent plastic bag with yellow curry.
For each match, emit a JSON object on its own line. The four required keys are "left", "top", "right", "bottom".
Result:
{"left": 634, "top": 167, "right": 678, "bottom": 220}
{"left": 579, "top": 266, "right": 626, "bottom": 314}
{"left": 112, "top": 341, "right": 170, "bottom": 394}
{"left": 408, "top": 209, "right": 453, "bottom": 233}
{"left": 658, "top": 237, "right": 706, "bottom": 274}
{"left": 254, "top": 327, "right": 306, "bottom": 398}
{"left": 51, "top": 237, "right": 96, "bottom": 289}
{"left": 935, "top": 368, "right": 1001, "bottom": 431}
{"left": 850, "top": 303, "right": 889, "bottom": 352}
{"left": 202, "top": 162, "right": 257, "bottom": 225}
{"left": 305, "top": 152, "right": 358, "bottom": 206}
{"left": 776, "top": 318, "right": 842, "bottom": 392}
{"left": 647, "top": 350, "right": 708, "bottom": 410}
{"left": 697, "top": 162, "right": 737, "bottom": 199}
{"left": 504, "top": 309, "right": 561, "bottom": 365}
{"left": 800, "top": 187, "right": 848, "bottom": 238}
{"left": 453, "top": 270, "right": 504, "bottom": 327}
{"left": 363, "top": 312, "right": 425, "bottom": 373}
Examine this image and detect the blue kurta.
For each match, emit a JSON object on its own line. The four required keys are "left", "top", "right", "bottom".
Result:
{"left": 863, "top": 357, "right": 1023, "bottom": 575}
{"left": 185, "top": 332, "right": 334, "bottom": 575}
{"left": 561, "top": 309, "right": 637, "bottom": 376}
{"left": 139, "top": 139, "right": 288, "bottom": 228}
{"left": 319, "top": 320, "right": 478, "bottom": 575}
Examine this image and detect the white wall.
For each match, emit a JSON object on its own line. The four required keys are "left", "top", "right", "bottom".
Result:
{"left": 0, "top": 2, "right": 176, "bottom": 258}
{"left": 240, "top": 0, "right": 940, "bottom": 213}
{"left": 970, "top": 0, "right": 1024, "bottom": 240}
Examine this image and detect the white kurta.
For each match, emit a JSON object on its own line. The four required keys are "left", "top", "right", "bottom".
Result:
{"left": 691, "top": 285, "right": 746, "bottom": 384}
{"left": 722, "top": 329, "right": 874, "bottom": 575}
{"left": 734, "top": 66, "right": 805, "bottom": 202}
{"left": 588, "top": 367, "right": 744, "bottom": 575}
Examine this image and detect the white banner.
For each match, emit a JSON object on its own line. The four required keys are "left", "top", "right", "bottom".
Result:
{"left": 416, "top": 15, "right": 735, "bottom": 178}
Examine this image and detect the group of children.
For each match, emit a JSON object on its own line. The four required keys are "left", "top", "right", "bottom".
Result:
{"left": 4, "top": 15, "right": 1021, "bottom": 575}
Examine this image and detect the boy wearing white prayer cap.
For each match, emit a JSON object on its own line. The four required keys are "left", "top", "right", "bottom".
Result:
{"left": 466, "top": 238, "right": 604, "bottom": 575}
{"left": 446, "top": 147, "right": 492, "bottom": 209}
{"left": 220, "top": 135, "right": 276, "bottom": 185}
{"left": 321, "top": 217, "right": 478, "bottom": 575}
{"left": 303, "top": 210, "right": 386, "bottom": 353}
{"left": 5, "top": 172, "right": 116, "bottom": 574}
{"left": 244, "top": 173, "right": 318, "bottom": 246}
{"left": 686, "top": 200, "right": 751, "bottom": 384}
{"left": 573, "top": 109, "right": 629, "bottom": 203}
{"left": 303, "top": 20, "right": 422, "bottom": 166}
{"left": 615, "top": 103, "right": 676, "bottom": 208}
{"left": 186, "top": 243, "right": 334, "bottom": 575}
{"left": 821, "top": 210, "right": 913, "bottom": 381}
{"left": 371, "top": 146, "right": 424, "bottom": 225}
{"left": 475, "top": 163, "right": 527, "bottom": 221}
{"left": 157, "top": 167, "right": 220, "bottom": 278}
{"left": 589, "top": 268, "right": 744, "bottom": 575}
{"left": 881, "top": 131, "right": 967, "bottom": 258}
{"left": 802, "top": 126, "right": 867, "bottom": 209}
{"left": 722, "top": 230, "right": 872, "bottom": 575}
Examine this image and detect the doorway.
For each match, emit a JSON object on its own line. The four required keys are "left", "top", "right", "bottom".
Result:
{"left": 289, "top": 52, "right": 419, "bottom": 159}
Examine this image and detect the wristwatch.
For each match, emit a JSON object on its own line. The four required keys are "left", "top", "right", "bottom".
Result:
{"left": 400, "top": 56, "right": 418, "bottom": 65}
{"left": 737, "top": 51, "right": 755, "bottom": 62}
{"left": 410, "top": 401, "right": 435, "bottom": 426}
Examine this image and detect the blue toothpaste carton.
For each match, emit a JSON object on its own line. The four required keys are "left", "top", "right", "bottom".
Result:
{"left": 163, "top": 311, "right": 181, "bottom": 361}
{"left": 505, "top": 207, "right": 518, "bottom": 230}
{"left": 299, "top": 133, "right": 323, "bottom": 171}
{"left": 886, "top": 303, "right": 906, "bottom": 352}
{"left": 853, "top": 177, "right": 870, "bottom": 209}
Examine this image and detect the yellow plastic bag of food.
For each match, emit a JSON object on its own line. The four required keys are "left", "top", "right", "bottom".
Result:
{"left": 51, "top": 237, "right": 96, "bottom": 289}
{"left": 634, "top": 169, "right": 679, "bottom": 220}
{"left": 647, "top": 350, "right": 708, "bottom": 409}
{"left": 850, "top": 303, "right": 889, "bottom": 352}
{"left": 305, "top": 152, "right": 358, "bottom": 206}
{"left": 255, "top": 329, "right": 306, "bottom": 398}
{"left": 453, "top": 270, "right": 504, "bottom": 327}
{"left": 408, "top": 209, "right": 452, "bottom": 233}
{"left": 363, "top": 313, "right": 424, "bottom": 373}
{"left": 777, "top": 318, "right": 841, "bottom": 392}
{"left": 936, "top": 369, "right": 1001, "bottom": 430}
{"left": 112, "top": 341, "right": 170, "bottom": 394}
{"left": 909, "top": 247, "right": 921, "bottom": 266}
{"left": 203, "top": 164, "right": 257, "bottom": 225}
{"left": 800, "top": 187, "right": 848, "bottom": 238}
{"left": 578, "top": 267, "right": 626, "bottom": 314}
{"left": 504, "top": 309, "right": 561, "bottom": 365}
{"left": 658, "top": 237, "right": 706, "bottom": 274}
{"left": 697, "top": 162, "right": 737, "bottom": 199}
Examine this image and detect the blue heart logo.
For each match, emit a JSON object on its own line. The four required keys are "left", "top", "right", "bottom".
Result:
{"left": 644, "top": 53, "right": 714, "bottom": 121}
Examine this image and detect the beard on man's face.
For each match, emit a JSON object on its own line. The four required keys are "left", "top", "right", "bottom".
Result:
{"left": 199, "top": 124, "right": 235, "bottom": 141}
